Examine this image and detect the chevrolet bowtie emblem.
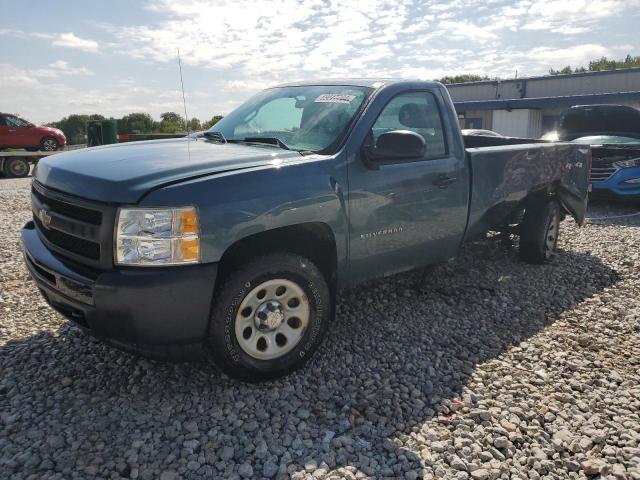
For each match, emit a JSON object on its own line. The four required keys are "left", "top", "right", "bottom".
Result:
{"left": 39, "top": 208, "right": 52, "bottom": 229}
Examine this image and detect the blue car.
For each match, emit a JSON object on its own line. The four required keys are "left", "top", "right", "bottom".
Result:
{"left": 573, "top": 135, "right": 640, "bottom": 201}
{"left": 559, "top": 105, "right": 640, "bottom": 202}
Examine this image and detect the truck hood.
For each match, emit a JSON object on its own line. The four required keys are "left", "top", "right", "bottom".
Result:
{"left": 35, "top": 138, "right": 302, "bottom": 203}
{"left": 559, "top": 104, "right": 640, "bottom": 141}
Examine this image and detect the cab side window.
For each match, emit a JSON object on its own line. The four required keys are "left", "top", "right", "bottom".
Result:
{"left": 6, "top": 116, "right": 28, "bottom": 127}
{"left": 371, "top": 92, "right": 447, "bottom": 159}
{"left": 0, "top": 116, "right": 7, "bottom": 126}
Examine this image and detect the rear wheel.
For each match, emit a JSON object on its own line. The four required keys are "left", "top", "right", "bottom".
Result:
{"left": 40, "top": 136, "right": 59, "bottom": 151}
{"left": 3, "top": 157, "right": 30, "bottom": 178}
{"left": 207, "top": 253, "right": 331, "bottom": 381}
{"left": 519, "top": 198, "right": 561, "bottom": 264}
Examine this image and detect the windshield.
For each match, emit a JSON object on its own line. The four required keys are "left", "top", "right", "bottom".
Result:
{"left": 209, "top": 85, "right": 371, "bottom": 153}
{"left": 572, "top": 135, "right": 640, "bottom": 145}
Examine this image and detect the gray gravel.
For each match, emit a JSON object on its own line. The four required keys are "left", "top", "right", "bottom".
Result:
{"left": 1, "top": 177, "right": 639, "bottom": 479}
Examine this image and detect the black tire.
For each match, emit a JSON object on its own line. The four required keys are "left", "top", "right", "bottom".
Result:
{"left": 519, "top": 198, "right": 561, "bottom": 264}
{"left": 40, "top": 136, "right": 59, "bottom": 151}
{"left": 3, "top": 157, "right": 30, "bottom": 178}
{"left": 207, "top": 253, "right": 331, "bottom": 381}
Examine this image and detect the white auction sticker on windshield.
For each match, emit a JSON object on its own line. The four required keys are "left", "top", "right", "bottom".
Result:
{"left": 314, "top": 94, "right": 356, "bottom": 104}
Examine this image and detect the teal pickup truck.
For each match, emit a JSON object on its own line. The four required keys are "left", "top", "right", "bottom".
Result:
{"left": 22, "top": 80, "right": 590, "bottom": 380}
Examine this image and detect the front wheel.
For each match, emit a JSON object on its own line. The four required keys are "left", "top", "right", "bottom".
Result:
{"left": 519, "top": 198, "right": 561, "bottom": 264}
{"left": 207, "top": 253, "right": 331, "bottom": 381}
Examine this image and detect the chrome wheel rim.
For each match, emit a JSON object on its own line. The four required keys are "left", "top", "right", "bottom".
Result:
{"left": 42, "top": 139, "right": 57, "bottom": 151}
{"left": 544, "top": 214, "right": 559, "bottom": 258}
{"left": 235, "top": 278, "right": 309, "bottom": 360}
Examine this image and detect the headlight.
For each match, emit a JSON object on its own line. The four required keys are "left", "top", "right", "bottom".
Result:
{"left": 115, "top": 207, "right": 200, "bottom": 266}
{"left": 613, "top": 157, "right": 640, "bottom": 169}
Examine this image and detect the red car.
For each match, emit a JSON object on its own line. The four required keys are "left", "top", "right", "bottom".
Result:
{"left": 0, "top": 113, "right": 66, "bottom": 151}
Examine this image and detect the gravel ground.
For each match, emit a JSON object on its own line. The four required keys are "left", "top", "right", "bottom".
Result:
{"left": 1, "top": 177, "right": 639, "bottom": 480}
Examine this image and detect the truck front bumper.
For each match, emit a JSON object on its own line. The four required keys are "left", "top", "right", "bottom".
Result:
{"left": 21, "top": 221, "right": 218, "bottom": 359}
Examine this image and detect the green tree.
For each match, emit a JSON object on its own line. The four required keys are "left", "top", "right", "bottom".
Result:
{"left": 549, "top": 66, "right": 574, "bottom": 75}
{"left": 47, "top": 114, "right": 105, "bottom": 144}
{"left": 550, "top": 54, "right": 640, "bottom": 75}
{"left": 158, "top": 112, "right": 185, "bottom": 133}
{"left": 437, "top": 74, "right": 490, "bottom": 84}
{"left": 202, "top": 115, "right": 224, "bottom": 130}
{"left": 118, "top": 112, "right": 154, "bottom": 134}
{"left": 187, "top": 117, "right": 202, "bottom": 132}
{"left": 46, "top": 111, "right": 226, "bottom": 141}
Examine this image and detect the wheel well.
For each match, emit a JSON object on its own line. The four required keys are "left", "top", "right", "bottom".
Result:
{"left": 216, "top": 222, "right": 338, "bottom": 290}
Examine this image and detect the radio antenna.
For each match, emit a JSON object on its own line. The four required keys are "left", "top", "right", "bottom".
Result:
{"left": 177, "top": 49, "right": 191, "bottom": 157}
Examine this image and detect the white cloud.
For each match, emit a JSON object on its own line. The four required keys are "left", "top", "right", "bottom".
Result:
{"left": 4, "top": 0, "right": 640, "bottom": 123}
{"left": 222, "top": 79, "right": 271, "bottom": 92}
{"left": 32, "top": 61, "right": 93, "bottom": 78}
{"left": 437, "top": 19, "right": 499, "bottom": 43}
{"left": 0, "top": 63, "right": 40, "bottom": 87}
{"left": 514, "top": 0, "right": 640, "bottom": 34}
{"left": 93, "top": 0, "right": 640, "bottom": 91}
{"left": 525, "top": 43, "right": 612, "bottom": 65}
{"left": 101, "top": 0, "right": 419, "bottom": 82}
{"left": 0, "top": 61, "right": 225, "bottom": 124}
{"left": 52, "top": 32, "right": 99, "bottom": 52}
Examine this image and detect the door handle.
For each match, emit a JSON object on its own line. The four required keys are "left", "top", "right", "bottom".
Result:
{"left": 432, "top": 175, "right": 456, "bottom": 188}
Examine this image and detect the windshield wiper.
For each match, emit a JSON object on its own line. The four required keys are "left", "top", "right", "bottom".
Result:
{"left": 202, "top": 131, "right": 227, "bottom": 143}
{"left": 228, "top": 137, "right": 291, "bottom": 150}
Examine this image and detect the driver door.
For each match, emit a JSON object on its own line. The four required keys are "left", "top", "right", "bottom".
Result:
{"left": 347, "top": 90, "right": 468, "bottom": 281}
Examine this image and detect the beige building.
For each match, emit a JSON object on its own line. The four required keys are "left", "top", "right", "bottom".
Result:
{"left": 447, "top": 68, "right": 640, "bottom": 138}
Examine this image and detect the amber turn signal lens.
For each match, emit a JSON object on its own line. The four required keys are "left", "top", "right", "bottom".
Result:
{"left": 180, "top": 209, "right": 199, "bottom": 235}
{"left": 179, "top": 238, "right": 200, "bottom": 262}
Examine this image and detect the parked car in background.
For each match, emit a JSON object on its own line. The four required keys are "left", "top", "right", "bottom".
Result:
{"left": 461, "top": 128, "right": 503, "bottom": 137}
{"left": 0, "top": 113, "right": 66, "bottom": 151}
{"left": 558, "top": 105, "right": 640, "bottom": 201}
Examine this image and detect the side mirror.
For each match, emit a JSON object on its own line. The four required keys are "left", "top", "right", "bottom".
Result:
{"left": 363, "top": 130, "right": 426, "bottom": 166}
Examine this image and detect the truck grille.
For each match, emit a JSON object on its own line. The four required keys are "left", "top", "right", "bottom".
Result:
{"left": 33, "top": 216, "right": 100, "bottom": 259}
{"left": 590, "top": 158, "right": 616, "bottom": 182}
{"left": 31, "top": 187, "right": 102, "bottom": 225}
{"left": 31, "top": 181, "right": 116, "bottom": 269}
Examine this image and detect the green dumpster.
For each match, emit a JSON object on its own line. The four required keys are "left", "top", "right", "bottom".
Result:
{"left": 86, "top": 120, "right": 118, "bottom": 147}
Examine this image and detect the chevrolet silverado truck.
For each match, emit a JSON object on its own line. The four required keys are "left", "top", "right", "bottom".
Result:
{"left": 22, "top": 80, "right": 590, "bottom": 380}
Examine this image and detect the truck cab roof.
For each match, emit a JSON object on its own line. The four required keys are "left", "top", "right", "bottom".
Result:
{"left": 273, "top": 79, "right": 444, "bottom": 90}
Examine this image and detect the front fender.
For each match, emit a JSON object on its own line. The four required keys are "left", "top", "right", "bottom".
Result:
{"left": 139, "top": 157, "right": 348, "bottom": 267}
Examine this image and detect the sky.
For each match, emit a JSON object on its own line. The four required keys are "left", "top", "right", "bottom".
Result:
{"left": 2, "top": 0, "right": 640, "bottom": 124}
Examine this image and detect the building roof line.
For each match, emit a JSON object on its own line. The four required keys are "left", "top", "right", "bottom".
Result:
{"left": 446, "top": 67, "right": 640, "bottom": 87}
{"left": 454, "top": 91, "right": 640, "bottom": 112}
